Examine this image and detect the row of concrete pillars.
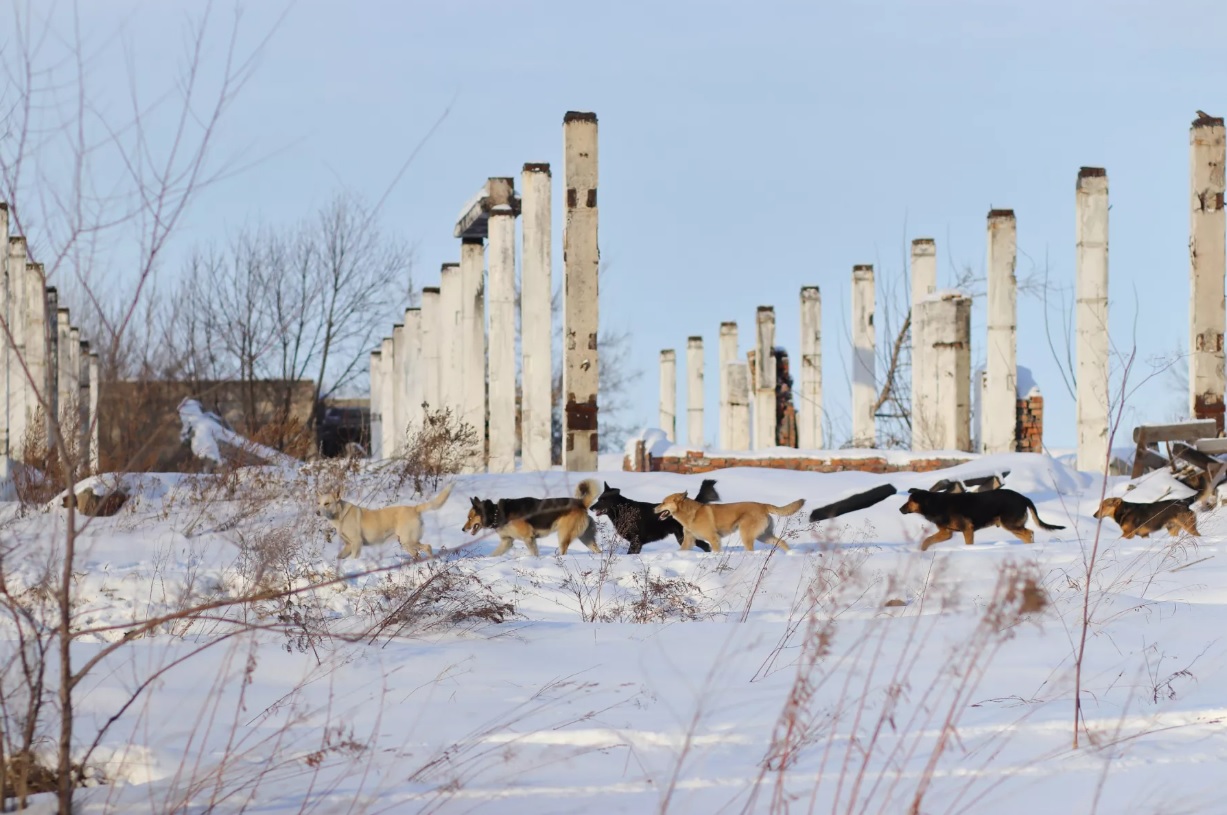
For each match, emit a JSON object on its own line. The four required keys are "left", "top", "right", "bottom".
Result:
{"left": 369, "top": 112, "right": 601, "bottom": 472}
{"left": 0, "top": 203, "right": 100, "bottom": 473}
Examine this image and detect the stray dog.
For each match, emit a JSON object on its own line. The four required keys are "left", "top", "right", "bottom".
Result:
{"left": 808, "top": 484, "right": 897, "bottom": 523}
{"left": 1093, "top": 496, "right": 1200, "bottom": 538}
{"left": 653, "top": 492, "right": 805, "bottom": 552}
{"left": 899, "top": 487, "right": 1065, "bottom": 550}
{"left": 590, "top": 479, "right": 720, "bottom": 553}
{"left": 318, "top": 483, "right": 453, "bottom": 560}
{"left": 463, "top": 479, "right": 602, "bottom": 557}
{"left": 61, "top": 487, "right": 130, "bottom": 517}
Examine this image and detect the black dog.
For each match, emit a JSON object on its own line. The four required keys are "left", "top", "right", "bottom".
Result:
{"left": 591, "top": 479, "right": 720, "bottom": 554}
{"left": 808, "top": 484, "right": 897, "bottom": 523}
{"left": 899, "top": 487, "right": 1065, "bottom": 550}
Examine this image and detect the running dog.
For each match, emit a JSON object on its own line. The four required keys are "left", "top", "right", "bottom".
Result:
{"left": 1093, "top": 496, "right": 1201, "bottom": 538}
{"left": 899, "top": 487, "right": 1065, "bottom": 550}
{"left": 317, "top": 483, "right": 453, "bottom": 560}
{"left": 590, "top": 479, "right": 720, "bottom": 554}
{"left": 463, "top": 479, "right": 602, "bottom": 557}
{"left": 653, "top": 492, "right": 805, "bottom": 552}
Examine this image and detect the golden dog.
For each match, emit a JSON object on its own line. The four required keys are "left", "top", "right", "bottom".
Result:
{"left": 318, "top": 483, "right": 453, "bottom": 559}
{"left": 653, "top": 491, "right": 805, "bottom": 552}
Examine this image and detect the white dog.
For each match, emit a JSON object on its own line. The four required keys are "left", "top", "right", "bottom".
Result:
{"left": 317, "top": 483, "right": 453, "bottom": 559}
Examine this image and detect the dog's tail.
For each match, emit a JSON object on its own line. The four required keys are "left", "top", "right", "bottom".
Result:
{"left": 1026, "top": 498, "right": 1065, "bottom": 530}
{"left": 575, "top": 478, "right": 603, "bottom": 509}
{"left": 695, "top": 479, "right": 720, "bottom": 504}
{"left": 808, "top": 484, "right": 896, "bottom": 523}
{"left": 768, "top": 498, "right": 806, "bottom": 516}
{"left": 417, "top": 482, "right": 454, "bottom": 513}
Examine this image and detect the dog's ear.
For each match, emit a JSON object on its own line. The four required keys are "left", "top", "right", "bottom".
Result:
{"left": 907, "top": 487, "right": 920, "bottom": 494}
{"left": 470, "top": 496, "right": 480, "bottom": 508}
{"left": 603, "top": 481, "right": 610, "bottom": 491}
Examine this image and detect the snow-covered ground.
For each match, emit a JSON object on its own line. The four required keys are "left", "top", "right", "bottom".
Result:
{"left": 5, "top": 452, "right": 1227, "bottom": 813}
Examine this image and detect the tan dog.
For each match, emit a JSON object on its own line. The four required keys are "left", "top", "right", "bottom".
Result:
{"left": 61, "top": 487, "right": 130, "bottom": 517}
{"left": 318, "top": 483, "right": 453, "bottom": 559}
{"left": 653, "top": 492, "right": 805, "bottom": 552}
{"left": 1093, "top": 497, "right": 1200, "bottom": 539}
{"left": 462, "top": 479, "right": 602, "bottom": 556}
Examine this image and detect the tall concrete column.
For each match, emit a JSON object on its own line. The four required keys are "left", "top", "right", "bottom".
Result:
{"left": 851, "top": 265, "right": 876, "bottom": 448}
{"left": 753, "top": 306, "right": 777, "bottom": 449}
{"left": 27, "top": 264, "right": 49, "bottom": 446}
{"left": 0, "top": 204, "right": 8, "bottom": 458}
{"left": 401, "top": 307, "right": 424, "bottom": 446}
{"left": 391, "top": 323, "right": 406, "bottom": 456}
{"left": 562, "top": 111, "right": 600, "bottom": 470}
{"left": 686, "top": 336, "right": 704, "bottom": 447}
{"left": 56, "top": 310, "right": 73, "bottom": 431}
{"left": 799, "top": 286, "right": 823, "bottom": 449}
{"left": 439, "top": 263, "right": 463, "bottom": 418}
{"left": 459, "top": 238, "right": 487, "bottom": 470}
{"left": 68, "top": 326, "right": 81, "bottom": 465}
{"left": 910, "top": 238, "right": 938, "bottom": 449}
{"left": 728, "top": 362, "right": 752, "bottom": 451}
{"left": 1190, "top": 114, "right": 1226, "bottom": 430}
{"left": 488, "top": 204, "right": 519, "bottom": 473}
{"left": 87, "top": 352, "right": 99, "bottom": 472}
{"left": 917, "top": 292, "right": 972, "bottom": 451}
{"left": 659, "top": 349, "right": 676, "bottom": 442}
{"left": 419, "top": 287, "right": 441, "bottom": 416}
{"left": 983, "top": 210, "right": 1018, "bottom": 454}
{"left": 369, "top": 349, "right": 384, "bottom": 459}
{"left": 1076, "top": 167, "right": 1110, "bottom": 471}
{"left": 7, "top": 236, "right": 28, "bottom": 453}
{"left": 379, "top": 337, "right": 396, "bottom": 458}
{"left": 718, "top": 322, "right": 737, "bottom": 449}
{"left": 521, "top": 162, "right": 553, "bottom": 471}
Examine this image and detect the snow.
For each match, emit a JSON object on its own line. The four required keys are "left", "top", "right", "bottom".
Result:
{"left": 177, "top": 398, "right": 298, "bottom": 469}
{"left": 1016, "top": 364, "right": 1041, "bottom": 399}
{"left": 7, "top": 452, "right": 1227, "bottom": 813}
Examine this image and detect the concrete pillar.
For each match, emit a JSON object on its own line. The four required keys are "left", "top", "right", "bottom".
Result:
{"left": 728, "top": 362, "right": 751, "bottom": 451}
{"left": 419, "top": 287, "right": 441, "bottom": 416}
{"left": 439, "top": 263, "right": 463, "bottom": 418}
{"left": 753, "top": 306, "right": 777, "bottom": 449}
{"left": 0, "top": 204, "right": 8, "bottom": 458}
{"left": 1076, "top": 167, "right": 1110, "bottom": 471}
{"left": 916, "top": 292, "right": 972, "bottom": 451}
{"left": 521, "top": 163, "right": 553, "bottom": 471}
{"left": 910, "top": 238, "right": 938, "bottom": 449}
{"left": 799, "top": 286, "right": 823, "bottom": 449}
{"left": 68, "top": 327, "right": 81, "bottom": 465}
{"left": 369, "top": 349, "right": 383, "bottom": 459}
{"left": 686, "top": 336, "right": 704, "bottom": 447}
{"left": 6, "top": 236, "right": 27, "bottom": 455}
{"left": 659, "top": 349, "right": 676, "bottom": 442}
{"left": 391, "top": 323, "right": 406, "bottom": 455}
{"left": 718, "top": 322, "right": 737, "bottom": 449}
{"left": 27, "top": 265, "right": 49, "bottom": 447}
{"left": 487, "top": 204, "right": 518, "bottom": 473}
{"left": 851, "top": 265, "right": 876, "bottom": 448}
{"left": 56, "top": 310, "right": 73, "bottom": 432}
{"left": 87, "top": 352, "right": 99, "bottom": 472}
{"left": 983, "top": 210, "right": 1018, "bottom": 454}
{"left": 1190, "top": 114, "right": 1226, "bottom": 431}
{"left": 459, "top": 238, "right": 487, "bottom": 470}
{"left": 401, "top": 307, "right": 424, "bottom": 447}
{"left": 562, "top": 111, "right": 600, "bottom": 470}
{"left": 379, "top": 337, "right": 396, "bottom": 458}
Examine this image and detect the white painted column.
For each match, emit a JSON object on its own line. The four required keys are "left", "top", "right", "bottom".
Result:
{"left": 439, "top": 263, "right": 463, "bottom": 418}
{"left": 25, "top": 263, "right": 49, "bottom": 447}
{"left": 0, "top": 204, "right": 8, "bottom": 459}
{"left": 917, "top": 292, "right": 972, "bottom": 451}
{"left": 487, "top": 204, "right": 518, "bottom": 473}
{"left": 5, "top": 235, "right": 27, "bottom": 455}
{"left": 562, "top": 111, "right": 600, "bottom": 470}
{"left": 686, "top": 336, "right": 704, "bottom": 448}
{"left": 419, "top": 287, "right": 441, "bottom": 417}
{"left": 379, "top": 336, "right": 396, "bottom": 458}
{"left": 56, "top": 310, "right": 73, "bottom": 432}
{"left": 87, "top": 352, "right": 99, "bottom": 472}
{"left": 459, "top": 239, "right": 487, "bottom": 471}
{"left": 851, "top": 265, "right": 876, "bottom": 448}
{"left": 983, "top": 210, "right": 1018, "bottom": 454}
{"left": 76, "top": 337, "right": 88, "bottom": 471}
{"left": 369, "top": 349, "right": 383, "bottom": 459}
{"left": 1190, "top": 114, "right": 1226, "bottom": 430}
{"left": 521, "top": 163, "right": 553, "bottom": 471}
{"left": 401, "top": 307, "right": 424, "bottom": 446}
{"left": 910, "top": 238, "right": 938, "bottom": 449}
{"left": 718, "top": 321, "right": 737, "bottom": 450}
{"left": 1076, "top": 167, "right": 1110, "bottom": 471}
{"left": 659, "top": 349, "right": 676, "bottom": 442}
{"left": 391, "top": 323, "right": 406, "bottom": 456}
{"left": 728, "top": 362, "right": 752, "bottom": 451}
{"left": 799, "top": 286, "right": 823, "bottom": 449}
{"left": 753, "top": 306, "right": 777, "bottom": 449}
{"left": 68, "top": 326, "right": 81, "bottom": 465}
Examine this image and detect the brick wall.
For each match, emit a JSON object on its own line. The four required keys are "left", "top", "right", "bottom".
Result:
{"left": 624, "top": 444, "right": 974, "bottom": 475}
{"left": 1015, "top": 394, "right": 1043, "bottom": 453}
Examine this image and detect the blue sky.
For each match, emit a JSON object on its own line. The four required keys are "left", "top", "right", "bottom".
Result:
{"left": 52, "top": 0, "right": 1227, "bottom": 448}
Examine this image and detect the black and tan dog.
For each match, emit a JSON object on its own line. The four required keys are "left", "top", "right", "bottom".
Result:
{"left": 590, "top": 479, "right": 720, "bottom": 554}
{"left": 654, "top": 491, "right": 805, "bottom": 552}
{"left": 463, "top": 479, "right": 602, "bottom": 556}
{"left": 899, "top": 487, "right": 1065, "bottom": 550}
{"left": 1093, "top": 496, "right": 1201, "bottom": 539}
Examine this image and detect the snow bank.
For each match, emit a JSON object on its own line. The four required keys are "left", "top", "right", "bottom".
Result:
{"left": 177, "top": 398, "right": 298, "bottom": 469}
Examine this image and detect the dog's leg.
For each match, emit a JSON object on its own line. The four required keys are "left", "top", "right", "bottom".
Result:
{"left": 578, "top": 521, "right": 601, "bottom": 554}
{"left": 920, "top": 527, "right": 954, "bottom": 551}
{"left": 490, "top": 536, "right": 515, "bottom": 557}
{"left": 753, "top": 517, "right": 790, "bottom": 552}
{"left": 961, "top": 523, "right": 976, "bottom": 546}
{"left": 1010, "top": 525, "right": 1034, "bottom": 544}
{"left": 526, "top": 535, "right": 541, "bottom": 557}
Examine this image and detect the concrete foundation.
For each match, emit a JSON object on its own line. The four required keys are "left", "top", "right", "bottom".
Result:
{"left": 718, "top": 322, "right": 737, "bottom": 450}
{"left": 799, "top": 286, "right": 822, "bottom": 449}
{"left": 983, "top": 210, "right": 1018, "bottom": 454}
{"left": 659, "top": 349, "right": 676, "bottom": 442}
{"left": 686, "top": 336, "right": 704, "bottom": 447}
{"left": 562, "top": 111, "right": 600, "bottom": 470}
{"left": 521, "top": 163, "right": 553, "bottom": 470}
{"left": 1076, "top": 168, "right": 1110, "bottom": 471}
{"left": 910, "top": 238, "right": 938, "bottom": 449}
{"left": 851, "top": 265, "right": 876, "bottom": 448}
{"left": 1190, "top": 114, "right": 1226, "bottom": 430}
{"left": 459, "top": 238, "right": 487, "bottom": 470}
{"left": 753, "top": 307, "right": 776, "bottom": 449}
{"left": 488, "top": 204, "right": 519, "bottom": 473}
{"left": 916, "top": 292, "right": 972, "bottom": 451}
